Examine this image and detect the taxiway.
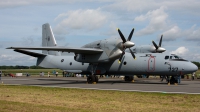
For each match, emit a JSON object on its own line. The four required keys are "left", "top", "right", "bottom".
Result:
{"left": 1, "top": 77, "right": 200, "bottom": 94}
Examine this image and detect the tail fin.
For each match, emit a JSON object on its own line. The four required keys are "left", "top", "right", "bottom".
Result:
{"left": 42, "top": 23, "right": 60, "bottom": 55}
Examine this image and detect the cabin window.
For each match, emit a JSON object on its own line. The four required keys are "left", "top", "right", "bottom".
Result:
{"left": 61, "top": 59, "right": 64, "bottom": 62}
{"left": 124, "top": 61, "right": 127, "bottom": 65}
{"left": 70, "top": 62, "right": 72, "bottom": 65}
{"left": 165, "top": 56, "right": 169, "bottom": 59}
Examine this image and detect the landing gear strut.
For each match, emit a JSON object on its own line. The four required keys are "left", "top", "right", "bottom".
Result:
{"left": 87, "top": 63, "right": 99, "bottom": 84}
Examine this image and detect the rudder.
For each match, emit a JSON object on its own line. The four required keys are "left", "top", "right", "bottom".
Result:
{"left": 42, "top": 23, "right": 60, "bottom": 55}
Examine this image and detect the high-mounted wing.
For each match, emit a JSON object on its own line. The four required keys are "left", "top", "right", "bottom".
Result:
{"left": 7, "top": 47, "right": 103, "bottom": 54}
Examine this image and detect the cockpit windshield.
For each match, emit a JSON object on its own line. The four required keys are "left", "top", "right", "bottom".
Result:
{"left": 165, "top": 54, "right": 184, "bottom": 60}
{"left": 172, "top": 54, "right": 183, "bottom": 59}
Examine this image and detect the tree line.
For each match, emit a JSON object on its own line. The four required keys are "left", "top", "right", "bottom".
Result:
{"left": 0, "top": 65, "right": 45, "bottom": 69}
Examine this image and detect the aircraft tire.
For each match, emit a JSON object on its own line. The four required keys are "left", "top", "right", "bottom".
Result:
{"left": 95, "top": 76, "right": 99, "bottom": 83}
{"left": 87, "top": 76, "right": 95, "bottom": 84}
{"left": 124, "top": 76, "right": 133, "bottom": 81}
{"left": 170, "top": 76, "right": 178, "bottom": 84}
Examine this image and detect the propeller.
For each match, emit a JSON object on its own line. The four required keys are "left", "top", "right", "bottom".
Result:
{"left": 152, "top": 35, "right": 166, "bottom": 53}
{"left": 117, "top": 28, "right": 136, "bottom": 63}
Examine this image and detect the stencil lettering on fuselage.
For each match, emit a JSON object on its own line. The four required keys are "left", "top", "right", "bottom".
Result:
{"left": 148, "top": 56, "right": 155, "bottom": 72}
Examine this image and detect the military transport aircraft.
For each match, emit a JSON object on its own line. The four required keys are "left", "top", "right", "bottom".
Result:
{"left": 7, "top": 23, "right": 198, "bottom": 84}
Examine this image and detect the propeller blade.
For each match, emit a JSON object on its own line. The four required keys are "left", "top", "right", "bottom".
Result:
{"left": 152, "top": 41, "right": 158, "bottom": 50}
{"left": 129, "top": 48, "right": 136, "bottom": 59}
{"left": 127, "top": 28, "right": 134, "bottom": 41}
{"left": 159, "top": 35, "right": 163, "bottom": 47}
{"left": 117, "top": 28, "right": 126, "bottom": 43}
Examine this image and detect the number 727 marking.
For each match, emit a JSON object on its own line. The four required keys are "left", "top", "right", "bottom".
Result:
{"left": 168, "top": 67, "right": 178, "bottom": 72}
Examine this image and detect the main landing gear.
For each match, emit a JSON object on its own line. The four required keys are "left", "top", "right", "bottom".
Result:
{"left": 87, "top": 75, "right": 98, "bottom": 84}
{"left": 124, "top": 76, "right": 134, "bottom": 82}
{"left": 87, "top": 63, "right": 99, "bottom": 84}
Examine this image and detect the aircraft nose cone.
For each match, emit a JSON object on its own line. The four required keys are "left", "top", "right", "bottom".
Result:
{"left": 190, "top": 63, "right": 198, "bottom": 72}
{"left": 194, "top": 64, "right": 198, "bottom": 71}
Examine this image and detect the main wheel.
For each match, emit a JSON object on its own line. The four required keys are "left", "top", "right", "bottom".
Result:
{"left": 124, "top": 76, "right": 133, "bottom": 81}
{"left": 87, "top": 76, "right": 95, "bottom": 84}
{"left": 170, "top": 76, "right": 177, "bottom": 84}
{"left": 95, "top": 76, "right": 99, "bottom": 83}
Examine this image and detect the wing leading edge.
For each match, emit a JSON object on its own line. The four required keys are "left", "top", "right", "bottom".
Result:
{"left": 7, "top": 47, "right": 103, "bottom": 54}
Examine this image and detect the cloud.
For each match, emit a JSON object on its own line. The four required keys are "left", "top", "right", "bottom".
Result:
{"left": 184, "top": 25, "right": 200, "bottom": 41}
{"left": 170, "top": 48, "right": 200, "bottom": 61}
{"left": 53, "top": 9, "right": 109, "bottom": 35}
{"left": 0, "top": 0, "right": 78, "bottom": 8}
{"left": 170, "top": 47, "right": 189, "bottom": 55}
{"left": 189, "top": 54, "right": 200, "bottom": 61}
{"left": 105, "top": 0, "right": 200, "bottom": 15}
{"left": 161, "top": 25, "right": 200, "bottom": 41}
{"left": 135, "top": 6, "right": 168, "bottom": 36}
{"left": 0, "top": 0, "right": 114, "bottom": 9}
{"left": 134, "top": 15, "right": 147, "bottom": 22}
{"left": 0, "top": 0, "right": 29, "bottom": 8}
{"left": 105, "top": 0, "right": 158, "bottom": 13}
{"left": 162, "top": 26, "right": 181, "bottom": 41}
{"left": 21, "top": 36, "right": 35, "bottom": 46}
{"left": 101, "top": 21, "right": 118, "bottom": 36}
{"left": 0, "top": 54, "right": 36, "bottom": 66}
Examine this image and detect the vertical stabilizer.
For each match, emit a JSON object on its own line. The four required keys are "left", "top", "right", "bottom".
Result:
{"left": 42, "top": 23, "right": 60, "bottom": 55}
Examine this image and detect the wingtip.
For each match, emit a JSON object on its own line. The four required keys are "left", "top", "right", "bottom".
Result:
{"left": 6, "top": 47, "right": 12, "bottom": 49}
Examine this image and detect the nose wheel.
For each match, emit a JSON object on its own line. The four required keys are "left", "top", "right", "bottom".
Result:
{"left": 166, "top": 76, "right": 179, "bottom": 85}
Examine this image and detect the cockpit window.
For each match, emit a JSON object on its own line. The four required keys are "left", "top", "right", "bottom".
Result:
{"left": 165, "top": 56, "right": 169, "bottom": 59}
{"left": 174, "top": 56, "right": 179, "bottom": 59}
{"left": 171, "top": 54, "right": 186, "bottom": 60}
{"left": 174, "top": 55, "right": 183, "bottom": 59}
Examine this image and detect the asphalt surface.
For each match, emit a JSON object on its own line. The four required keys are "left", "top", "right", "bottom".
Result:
{"left": 1, "top": 76, "right": 200, "bottom": 94}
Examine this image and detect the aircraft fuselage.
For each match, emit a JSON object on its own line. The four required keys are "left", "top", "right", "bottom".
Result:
{"left": 37, "top": 52, "right": 197, "bottom": 76}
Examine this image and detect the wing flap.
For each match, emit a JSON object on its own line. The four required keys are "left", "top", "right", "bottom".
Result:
{"left": 7, "top": 47, "right": 103, "bottom": 54}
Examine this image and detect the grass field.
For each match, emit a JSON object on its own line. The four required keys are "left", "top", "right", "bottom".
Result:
{"left": 0, "top": 85, "right": 200, "bottom": 112}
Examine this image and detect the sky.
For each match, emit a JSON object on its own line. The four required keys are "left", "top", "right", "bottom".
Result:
{"left": 0, "top": 0, "right": 200, "bottom": 66}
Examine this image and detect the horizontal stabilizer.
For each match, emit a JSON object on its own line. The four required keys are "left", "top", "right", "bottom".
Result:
{"left": 14, "top": 49, "right": 46, "bottom": 57}
{"left": 7, "top": 47, "right": 103, "bottom": 54}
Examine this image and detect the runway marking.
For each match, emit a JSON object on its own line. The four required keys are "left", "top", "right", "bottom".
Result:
{"left": 5, "top": 84, "right": 200, "bottom": 95}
